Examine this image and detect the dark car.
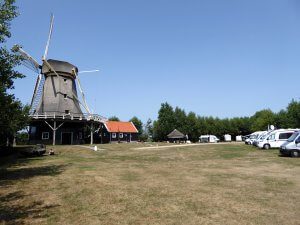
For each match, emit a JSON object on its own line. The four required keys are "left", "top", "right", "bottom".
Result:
{"left": 20, "top": 144, "right": 46, "bottom": 156}
{"left": 280, "top": 147, "right": 300, "bottom": 157}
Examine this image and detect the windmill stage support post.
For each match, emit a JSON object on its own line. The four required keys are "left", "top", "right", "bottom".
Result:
{"left": 53, "top": 121, "right": 56, "bottom": 146}
{"left": 45, "top": 121, "right": 64, "bottom": 145}
{"left": 90, "top": 122, "right": 94, "bottom": 145}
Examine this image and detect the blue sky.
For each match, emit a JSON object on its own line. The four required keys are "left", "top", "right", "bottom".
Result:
{"left": 6, "top": 0, "right": 300, "bottom": 122}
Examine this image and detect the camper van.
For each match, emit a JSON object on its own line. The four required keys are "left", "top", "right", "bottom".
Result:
{"left": 257, "top": 129, "right": 297, "bottom": 149}
{"left": 199, "top": 135, "right": 219, "bottom": 143}
{"left": 252, "top": 131, "right": 270, "bottom": 147}
{"left": 245, "top": 131, "right": 265, "bottom": 145}
{"left": 280, "top": 131, "right": 300, "bottom": 157}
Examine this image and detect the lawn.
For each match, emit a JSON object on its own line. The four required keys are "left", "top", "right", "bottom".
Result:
{"left": 0, "top": 143, "right": 299, "bottom": 225}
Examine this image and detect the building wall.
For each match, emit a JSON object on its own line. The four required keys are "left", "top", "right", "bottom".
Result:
{"left": 99, "top": 127, "right": 138, "bottom": 144}
{"left": 29, "top": 121, "right": 85, "bottom": 145}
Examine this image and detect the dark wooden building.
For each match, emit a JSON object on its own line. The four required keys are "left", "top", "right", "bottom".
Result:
{"left": 99, "top": 121, "right": 139, "bottom": 143}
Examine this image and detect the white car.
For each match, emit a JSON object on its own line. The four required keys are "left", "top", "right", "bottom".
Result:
{"left": 199, "top": 135, "right": 219, "bottom": 143}
{"left": 257, "top": 129, "right": 298, "bottom": 149}
{"left": 280, "top": 132, "right": 300, "bottom": 157}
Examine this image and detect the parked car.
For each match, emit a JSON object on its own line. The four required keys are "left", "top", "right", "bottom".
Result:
{"left": 257, "top": 129, "right": 298, "bottom": 149}
{"left": 199, "top": 135, "right": 219, "bottom": 143}
{"left": 245, "top": 131, "right": 265, "bottom": 145}
{"left": 252, "top": 131, "right": 271, "bottom": 147}
{"left": 280, "top": 132, "right": 300, "bottom": 157}
{"left": 20, "top": 144, "right": 46, "bottom": 156}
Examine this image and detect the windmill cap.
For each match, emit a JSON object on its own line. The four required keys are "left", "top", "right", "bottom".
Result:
{"left": 42, "top": 59, "right": 78, "bottom": 78}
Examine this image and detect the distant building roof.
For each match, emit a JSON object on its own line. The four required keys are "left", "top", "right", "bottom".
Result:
{"left": 167, "top": 129, "right": 185, "bottom": 139}
{"left": 105, "top": 121, "right": 138, "bottom": 133}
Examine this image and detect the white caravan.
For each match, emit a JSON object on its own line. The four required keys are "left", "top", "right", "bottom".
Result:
{"left": 257, "top": 129, "right": 298, "bottom": 149}
{"left": 224, "top": 134, "right": 232, "bottom": 142}
{"left": 236, "top": 136, "right": 242, "bottom": 142}
{"left": 199, "top": 135, "right": 219, "bottom": 143}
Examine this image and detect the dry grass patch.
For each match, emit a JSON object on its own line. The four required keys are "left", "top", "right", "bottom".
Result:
{"left": 0, "top": 143, "right": 299, "bottom": 225}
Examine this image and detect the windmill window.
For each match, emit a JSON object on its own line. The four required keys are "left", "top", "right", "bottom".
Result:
{"left": 42, "top": 132, "right": 49, "bottom": 140}
{"left": 64, "top": 78, "right": 67, "bottom": 83}
{"left": 119, "top": 133, "right": 123, "bottom": 138}
{"left": 65, "top": 110, "right": 70, "bottom": 114}
{"left": 30, "top": 126, "right": 37, "bottom": 134}
{"left": 64, "top": 94, "right": 67, "bottom": 99}
{"left": 112, "top": 133, "right": 116, "bottom": 138}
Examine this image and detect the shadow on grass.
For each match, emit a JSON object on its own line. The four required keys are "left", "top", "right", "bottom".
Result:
{"left": 0, "top": 190, "right": 60, "bottom": 223}
{"left": 0, "top": 164, "right": 66, "bottom": 186}
{"left": 0, "top": 163, "right": 65, "bottom": 223}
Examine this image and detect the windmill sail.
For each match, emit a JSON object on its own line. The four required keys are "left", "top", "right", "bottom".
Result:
{"left": 30, "top": 74, "right": 45, "bottom": 114}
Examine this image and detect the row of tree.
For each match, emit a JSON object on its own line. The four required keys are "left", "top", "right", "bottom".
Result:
{"left": 118, "top": 100, "right": 300, "bottom": 143}
{"left": 150, "top": 100, "right": 300, "bottom": 142}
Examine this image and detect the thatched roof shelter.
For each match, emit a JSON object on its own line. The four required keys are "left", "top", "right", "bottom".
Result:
{"left": 167, "top": 129, "right": 185, "bottom": 139}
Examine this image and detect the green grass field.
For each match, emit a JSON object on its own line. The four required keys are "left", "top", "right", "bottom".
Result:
{"left": 0, "top": 143, "right": 299, "bottom": 225}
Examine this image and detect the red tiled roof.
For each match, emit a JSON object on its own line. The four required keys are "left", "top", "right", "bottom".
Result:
{"left": 105, "top": 121, "right": 138, "bottom": 133}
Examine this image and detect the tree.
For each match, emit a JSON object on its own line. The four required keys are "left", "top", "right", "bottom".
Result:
{"left": 153, "top": 102, "right": 175, "bottom": 141}
{"left": 0, "top": 0, "right": 28, "bottom": 148}
{"left": 129, "top": 116, "right": 143, "bottom": 134}
{"left": 185, "top": 112, "right": 199, "bottom": 142}
{"left": 173, "top": 107, "right": 187, "bottom": 133}
{"left": 108, "top": 116, "right": 120, "bottom": 121}
{"left": 250, "top": 109, "right": 275, "bottom": 131}
{"left": 145, "top": 118, "right": 153, "bottom": 137}
{"left": 285, "top": 100, "right": 300, "bottom": 128}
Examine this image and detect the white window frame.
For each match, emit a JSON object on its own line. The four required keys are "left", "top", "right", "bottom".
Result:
{"left": 112, "top": 133, "right": 116, "bottom": 138}
{"left": 42, "top": 132, "right": 49, "bottom": 140}
{"left": 119, "top": 133, "right": 123, "bottom": 138}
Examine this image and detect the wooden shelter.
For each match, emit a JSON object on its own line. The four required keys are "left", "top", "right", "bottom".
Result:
{"left": 167, "top": 129, "right": 186, "bottom": 143}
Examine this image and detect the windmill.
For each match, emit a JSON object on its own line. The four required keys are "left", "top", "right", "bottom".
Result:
{"left": 15, "top": 14, "right": 106, "bottom": 145}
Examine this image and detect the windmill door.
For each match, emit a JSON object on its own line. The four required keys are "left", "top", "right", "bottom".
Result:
{"left": 61, "top": 132, "right": 73, "bottom": 145}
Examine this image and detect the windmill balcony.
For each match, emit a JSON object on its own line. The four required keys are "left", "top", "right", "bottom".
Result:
{"left": 29, "top": 112, "right": 107, "bottom": 123}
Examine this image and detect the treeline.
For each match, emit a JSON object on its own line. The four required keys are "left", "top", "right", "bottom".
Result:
{"left": 151, "top": 100, "right": 300, "bottom": 142}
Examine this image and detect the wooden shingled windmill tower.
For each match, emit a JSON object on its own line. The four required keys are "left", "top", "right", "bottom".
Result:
{"left": 15, "top": 14, "right": 106, "bottom": 145}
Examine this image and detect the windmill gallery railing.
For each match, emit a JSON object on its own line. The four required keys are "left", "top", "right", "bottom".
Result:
{"left": 29, "top": 112, "right": 107, "bottom": 123}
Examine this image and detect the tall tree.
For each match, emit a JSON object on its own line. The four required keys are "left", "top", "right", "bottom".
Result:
{"left": 285, "top": 99, "right": 300, "bottom": 128}
{"left": 153, "top": 102, "right": 175, "bottom": 141}
{"left": 0, "top": 0, "right": 28, "bottom": 148}
{"left": 145, "top": 118, "right": 153, "bottom": 137}
{"left": 129, "top": 116, "right": 143, "bottom": 134}
{"left": 173, "top": 107, "right": 187, "bottom": 133}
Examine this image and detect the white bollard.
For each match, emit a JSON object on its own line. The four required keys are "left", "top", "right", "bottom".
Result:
{"left": 94, "top": 146, "right": 97, "bottom": 151}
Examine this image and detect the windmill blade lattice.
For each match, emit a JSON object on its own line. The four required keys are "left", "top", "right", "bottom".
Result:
{"left": 29, "top": 74, "right": 45, "bottom": 114}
